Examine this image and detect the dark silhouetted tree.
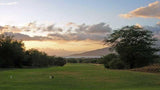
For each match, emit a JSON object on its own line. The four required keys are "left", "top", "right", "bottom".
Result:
{"left": 24, "top": 49, "right": 49, "bottom": 67}
{"left": 104, "top": 26, "right": 159, "bottom": 69}
{"left": 0, "top": 34, "right": 25, "bottom": 68}
{"left": 0, "top": 34, "right": 66, "bottom": 68}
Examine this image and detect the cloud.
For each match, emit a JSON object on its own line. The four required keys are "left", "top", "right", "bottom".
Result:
{"left": 157, "top": 21, "right": 160, "bottom": 26}
{"left": 86, "top": 23, "right": 111, "bottom": 34}
{"left": 0, "top": 22, "right": 112, "bottom": 41}
{"left": 120, "top": 1, "right": 160, "bottom": 19}
{"left": 21, "top": 22, "right": 63, "bottom": 33}
{"left": 2, "top": 22, "right": 160, "bottom": 42}
{"left": 144, "top": 23, "right": 160, "bottom": 32}
{"left": 142, "top": 22, "right": 160, "bottom": 40}
{"left": 2, "top": 32, "right": 52, "bottom": 41}
{"left": 135, "top": 23, "right": 142, "bottom": 28}
{"left": 48, "top": 33, "right": 107, "bottom": 41}
{"left": 66, "top": 22, "right": 78, "bottom": 27}
{"left": 0, "top": 2, "right": 18, "bottom": 6}
{"left": 48, "top": 22, "right": 111, "bottom": 41}
{"left": 0, "top": 25, "right": 21, "bottom": 33}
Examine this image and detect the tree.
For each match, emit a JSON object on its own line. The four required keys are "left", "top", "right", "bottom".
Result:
{"left": 23, "top": 49, "right": 67, "bottom": 67}
{"left": 104, "top": 26, "right": 159, "bottom": 69}
{"left": 0, "top": 34, "right": 25, "bottom": 68}
{"left": 100, "top": 53, "right": 118, "bottom": 68}
{"left": 0, "top": 34, "right": 66, "bottom": 68}
{"left": 24, "top": 49, "right": 49, "bottom": 67}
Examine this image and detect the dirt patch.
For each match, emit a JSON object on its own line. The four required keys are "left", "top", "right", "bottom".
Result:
{"left": 131, "top": 64, "right": 160, "bottom": 73}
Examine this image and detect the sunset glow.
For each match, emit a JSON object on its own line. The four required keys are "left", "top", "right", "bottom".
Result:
{"left": 24, "top": 40, "right": 107, "bottom": 55}
{"left": 0, "top": 0, "right": 159, "bottom": 56}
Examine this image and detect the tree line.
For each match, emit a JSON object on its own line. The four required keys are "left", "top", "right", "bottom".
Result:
{"left": 66, "top": 58, "right": 98, "bottom": 63}
{"left": 0, "top": 34, "right": 66, "bottom": 68}
{"left": 0, "top": 25, "right": 159, "bottom": 69}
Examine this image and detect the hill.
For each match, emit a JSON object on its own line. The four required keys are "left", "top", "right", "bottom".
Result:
{"left": 69, "top": 47, "right": 114, "bottom": 57}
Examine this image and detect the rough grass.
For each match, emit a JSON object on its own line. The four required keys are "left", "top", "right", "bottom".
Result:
{"left": 0, "top": 64, "right": 160, "bottom": 90}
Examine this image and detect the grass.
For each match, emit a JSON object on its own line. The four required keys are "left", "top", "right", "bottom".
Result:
{"left": 0, "top": 63, "right": 160, "bottom": 90}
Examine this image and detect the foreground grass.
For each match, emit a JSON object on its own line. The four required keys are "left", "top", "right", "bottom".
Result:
{"left": 0, "top": 64, "right": 160, "bottom": 90}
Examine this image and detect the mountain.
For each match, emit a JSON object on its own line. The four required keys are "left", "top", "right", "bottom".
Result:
{"left": 68, "top": 40, "right": 160, "bottom": 58}
{"left": 69, "top": 47, "right": 114, "bottom": 57}
{"left": 37, "top": 48, "right": 79, "bottom": 56}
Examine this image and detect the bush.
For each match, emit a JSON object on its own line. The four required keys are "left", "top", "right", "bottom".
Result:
{"left": 108, "top": 58, "right": 125, "bottom": 69}
{"left": 66, "top": 58, "right": 98, "bottom": 64}
{"left": 100, "top": 53, "right": 126, "bottom": 69}
{"left": 23, "top": 49, "right": 49, "bottom": 67}
{"left": 67, "top": 59, "right": 78, "bottom": 63}
{"left": 153, "top": 58, "right": 160, "bottom": 64}
{"left": 54, "top": 57, "right": 66, "bottom": 66}
{"left": 100, "top": 53, "right": 118, "bottom": 68}
{"left": 23, "top": 49, "right": 66, "bottom": 67}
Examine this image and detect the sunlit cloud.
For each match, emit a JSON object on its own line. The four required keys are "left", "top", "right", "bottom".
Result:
{"left": 0, "top": 22, "right": 112, "bottom": 41}
{"left": 157, "top": 21, "right": 160, "bottom": 26}
{"left": 0, "top": 2, "right": 18, "bottom": 6}
{"left": 135, "top": 23, "right": 142, "bottom": 28}
{"left": 1, "top": 22, "right": 159, "bottom": 56}
{"left": 0, "top": 22, "right": 111, "bottom": 55}
{"left": 120, "top": 1, "right": 160, "bottom": 19}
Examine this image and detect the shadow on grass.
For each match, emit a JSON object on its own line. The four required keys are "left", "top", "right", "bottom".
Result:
{"left": 0, "top": 65, "right": 61, "bottom": 72}
{"left": 0, "top": 68, "right": 17, "bottom": 71}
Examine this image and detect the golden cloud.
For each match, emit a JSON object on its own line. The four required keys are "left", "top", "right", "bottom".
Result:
{"left": 0, "top": 22, "right": 112, "bottom": 41}
{"left": 120, "top": 1, "right": 160, "bottom": 19}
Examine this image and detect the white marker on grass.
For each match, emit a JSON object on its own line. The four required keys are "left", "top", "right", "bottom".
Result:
{"left": 49, "top": 75, "right": 54, "bottom": 79}
{"left": 10, "top": 75, "right": 13, "bottom": 79}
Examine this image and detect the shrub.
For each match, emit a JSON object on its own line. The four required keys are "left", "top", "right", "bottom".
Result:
{"left": 54, "top": 57, "right": 66, "bottom": 66}
{"left": 66, "top": 58, "right": 98, "bottom": 64}
{"left": 67, "top": 59, "right": 78, "bottom": 63}
{"left": 24, "top": 49, "right": 66, "bottom": 67}
{"left": 100, "top": 53, "right": 118, "bottom": 68}
{"left": 23, "top": 49, "right": 49, "bottom": 67}
{"left": 101, "top": 53, "right": 126, "bottom": 69}
{"left": 108, "top": 58, "right": 125, "bottom": 69}
{"left": 153, "top": 58, "right": 160, "bottom": 64}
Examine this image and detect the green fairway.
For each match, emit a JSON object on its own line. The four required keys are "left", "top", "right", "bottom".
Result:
{"left": 0, "top": 64, "right": 160, "bottom": 90}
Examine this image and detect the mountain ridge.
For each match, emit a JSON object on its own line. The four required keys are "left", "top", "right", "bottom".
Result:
{"left": 70, "top": 47, "right": 114, "bottom": 57}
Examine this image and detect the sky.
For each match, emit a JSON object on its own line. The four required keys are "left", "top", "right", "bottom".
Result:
{"left": 0, "top": 0, "right": 160, "bottom": 56}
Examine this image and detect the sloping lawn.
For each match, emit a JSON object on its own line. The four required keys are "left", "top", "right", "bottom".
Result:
{"left": 0, "top": 64, "right": 160, "bottom": 90}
